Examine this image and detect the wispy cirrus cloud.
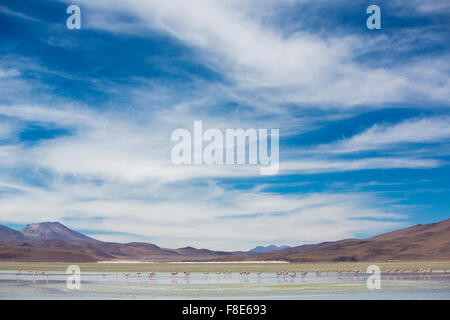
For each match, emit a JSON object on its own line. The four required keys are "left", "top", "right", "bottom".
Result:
{"left": 311, "top": 116, "right": 450, "bottom": 154}
{"left": 0, "top": 104, "right": 444, "bottom": 183}
{"left": 0, "top": 4, "right": 40, "bottom": 22}
{"left": 67, "top": 0, "right": 450, "bottom": 107}
{"left": 282, "top": 158, "right": 442, "bottom": 174}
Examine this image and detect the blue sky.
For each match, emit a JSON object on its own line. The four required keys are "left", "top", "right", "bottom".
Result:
{"left": 0, "top": 0, "right": 449, "bottom": 250}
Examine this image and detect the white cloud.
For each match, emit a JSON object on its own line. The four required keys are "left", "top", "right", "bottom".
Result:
{"left": 0, "top": 104, "right": 442, "bottom": 184}
{"left": 395, "top": 0, "right": 450, "bottom": 13}
{"left": 0, "top": 5, "right": 39, "bottom": 22}
{"left": 0, "top": 68, "right": 20, "bottom": 78}
{"left": 281, "top": 157, "right": 441, "bottom": 174}
{"left": 313, "top": 116, "right": 450, "bottom": 154}
{"left": 67, "top": 0, "right": 450, "bottom": 107}
{"left": 0, "top": 122, "right": 16, "bottom": 140}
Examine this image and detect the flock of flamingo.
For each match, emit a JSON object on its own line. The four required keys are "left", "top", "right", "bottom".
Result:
{"left": 13, "top": 266, "right": 446, "bottom": 283}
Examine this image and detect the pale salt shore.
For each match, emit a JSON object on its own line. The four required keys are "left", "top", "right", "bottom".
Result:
{"left": 97, "top": 261, "right": 158, "bottom": 264}
{"left": 97, "top": 260, "right": 290, "bottom": 264}
{"left": 167, "top": 261, "right": 290, "bottom": 264}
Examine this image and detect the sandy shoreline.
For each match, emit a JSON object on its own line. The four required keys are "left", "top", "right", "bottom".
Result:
{"left": 96, "top": 260, "right": 290, "bottom": 264}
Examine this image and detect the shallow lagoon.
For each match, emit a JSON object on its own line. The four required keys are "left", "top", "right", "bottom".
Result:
{"left": 1, "top": 270, "right": 449, "bottom": 299}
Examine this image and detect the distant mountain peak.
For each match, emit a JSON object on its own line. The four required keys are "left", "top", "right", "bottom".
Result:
{"left": 19, "top": 221, "right": 97, "bottom": 242}
{"left": 249, "top": 244, "right": 290, "bottom": 253}
{"left": 0, "top": 225, "right": 27, "bottom": 241}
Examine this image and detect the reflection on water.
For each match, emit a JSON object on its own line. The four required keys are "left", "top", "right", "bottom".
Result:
{"left": 1, "top": 270, "right": 449, "bottom": 299}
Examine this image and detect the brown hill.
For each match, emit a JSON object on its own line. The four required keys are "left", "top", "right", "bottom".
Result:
{"left": 242, "top": 219, "right": 450, "bottom": 262}
{"left": 0, "top": 238, "right": 233, "bottom": 262}
{"left": 0, "top": 242, "right": 98, "bottom": 262}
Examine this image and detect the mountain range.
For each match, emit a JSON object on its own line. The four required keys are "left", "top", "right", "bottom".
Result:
{"left": 0, "top": 219, "right": 449, "bottom": 262}
{"left": 0, "top": 222, "right": 232, "bottom": 262}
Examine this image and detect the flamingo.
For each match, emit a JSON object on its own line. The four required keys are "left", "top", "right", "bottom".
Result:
{"left": 31, "top": 271, "right": 37, "bottom": 283}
